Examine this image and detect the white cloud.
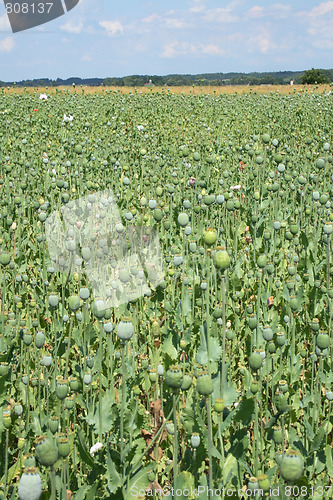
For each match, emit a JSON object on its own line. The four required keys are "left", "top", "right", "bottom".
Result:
{"left": 248, "top": 29, "right": 277, "bottom": 54}
{"left": 81, "top": 54, "right": 92, "bottom": 62}
{"left": 203, "top": 8, "right": 238, "bottom": 23}
{"left": 142, "top": 12, "right": 189, "bottom": 29}
{"left": 298, "top": 1, "right": 333, "bottom": 49}
{"left": 308, "top": 1, "right": 333, "bottom": 17}
{"left": 143, "top": 13, "right": 160, "bottom": 23}
{"left": 60, "top": 21, "right": 84, "bottom": 34}
{"left": 99, "top": 20, "right": 124, "bottom": 36}
{"left": 161, "top": 40, "right": 224, "bottom": 58}
{"left": 247, "top": 6, "right": 265, "bottom": 18}
{"left": 0, "top": 36, "right": 14, "bottom": 53}
{"left": 190, "top": 0, "right": 206, "bottom": 13}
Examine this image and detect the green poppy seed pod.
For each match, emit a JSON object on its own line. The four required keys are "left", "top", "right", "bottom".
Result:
{"left": 250, "top": 381, "right": 259, "bottom": 394}
{"left": 180, "top": 339, "right": 186, "bottom": 349}
{"left": 18, "top": 437, "right": 25, "bottom": 450}
{"left": 147, "top": 471, "right": 155, "bottom": 482}
{"left": 275, "top": 391, "right": 288, "bottom": 412}
{"left": 149, "top": 369, "right": 157, "bottom": 382}
{"left": 278, "top": 380, "right": 288, "bottom": 393}
{"left": 214, "top": 398, "right": 224, "bottom": 413}
{"left": 55, "top": 378, "right": 68, "bottom": 400}
{"left": 23, "top": 332, "right": 33, "bottom": 346}
{"left": 49, "top": 417, "right": 59, "bottom": 435}
{"left": 79, "top": 287, "right": 90, "bottom": 301}
{"left": 68, "top": 295, "right": 80, "bottom": 312}
{"left": 133, "top": 385, "right": 141, "bottom": 396}
{"left": 203, "top": 228, "right": 217, "bottom": 246}
{"left": 151, "top": 320, "right": 160, "bottom": 337}
{"left": 196, "top": 371, "right": 213, "bottom": 396}
{"left": 57, "top": 437, "right": 70, "bottom": 458}
{"left": 153, "top": 208, "right": 163, "bottom": 222}
{"left": 86, "top": 356, "right": 94, "bottom": 369}
{"left": 276, "top": 332, "right": 286, "bottom": 346}
{"left": 189, "top": 241, "right": 197, "bottom": 253}
{"left": 117, "top": 318, "right": 134, "bottom": 341}
{"left": 258, "top": 474, "right": 270, "bottom": 493}
{"left": 141, "top": 358, "right": 149, "bottom": 369}
{"left": 257, "top": 254, "right": 267, "bottom": 268}
{"left": 0, "top": 252, "right": 11, "bottom": 266}
{"left": 325, "top": 391, "right": 333, "bottom": 401}
{"left": 18, "top": 467, "right": 42, "bottom": 500}
{"left": 35, "top": 436, "right": 58, "bottom": 467}
{"left": 83, "top": 372, "right": 92, "bottom": 385}
{"left": 91, "top": 299, "right": 106, "bottom": 319}
{"left": 165, "top": 365, "right": 183, "bottom": 391}
{"left": 181, "top": 374, "right": 192, "bottom": 391}
{"left": 14, "top": 403, "right": 23, "bottom": 416}
{"left": 323, "top": 222, "right": 333, "bottom": 235}
{"left": 249, "top": 352, "right": 263, "bottom": 371}
{"left": 279, "top": 449, "right": 303, "bottom": 482}
{"left": 178, "top": 212, "right": 189, "bottom": 227}
{"left": 48, "top": 293, "right": 59, "bottom": 308}
{"left": 248, "top": 315, "right": 257, "bottom": 330}
{"left": 191, "top": 433, "right": 201, "bottom": 448}
{"left": 262, "top": 325, "right": 273, "bottom": 341}
{"left": 247, "top": 477, "right": 259, "bottom": 492}
{"left": 213, "top": 249, "right": 230, "bottom": 270}
{"left": 35, "top": 331, "right": 45, "bottom": 349}
{"left": 316, "top": 333, "right": 330, "bottom": 350}
{"left": 3, "top": 409, "right": 11, "bottom": 429}
{"left": 81, "top": 247, "right": 91, "bottom": 261}
{"left": 273, "top": 427, "right": 283, "bottom": 444}
{"left": 289, "top": 295, "right": 298, "bottom": 311}
{"left": 212, "top": 305, "right": 223, "bottom": 319}
{"left": 24, "top": 454, "right": 36, "bottom": 468}
{"left": 69, "top": 377, "right": 80, "bottom": 392}
{"left": 64, "top": 396, "right": 75, "bottom": 410}
{"left": 166, "top": 421, "right": 175, "bottom": 435}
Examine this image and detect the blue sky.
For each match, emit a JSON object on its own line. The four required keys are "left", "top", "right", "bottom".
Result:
{"left": 0, "top": 0, "right": 332, "bottom": 80}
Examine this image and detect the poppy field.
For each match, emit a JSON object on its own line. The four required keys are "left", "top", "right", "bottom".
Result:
{"left": 0, "top": 86, "right": 333, "bottom": 499}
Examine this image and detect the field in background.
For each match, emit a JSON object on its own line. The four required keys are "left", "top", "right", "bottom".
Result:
{"left": 3, "top": 84, "right": 332, "bottom": 96}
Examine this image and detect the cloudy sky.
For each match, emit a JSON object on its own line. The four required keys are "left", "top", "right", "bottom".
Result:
{"left": 0, "top": 0, "right": 332, "bottom": 81}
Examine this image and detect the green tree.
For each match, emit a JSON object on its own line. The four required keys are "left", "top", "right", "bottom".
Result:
{"left": 300, "top": 68, "right": 330, "bottom": 84}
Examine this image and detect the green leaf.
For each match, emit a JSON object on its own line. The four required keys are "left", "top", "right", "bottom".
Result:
{"left": 85, "top": 388, "right": 113, "bottom": 434}
{"left": 126, "top": 464, "right": 154, "bottom": 497}
{"left": 234, "top": 398, "right": 255, "bottom": 425}
{"left": 30, "top": 411, "right": 42, "bottom": 435}
{"left": 161, "top": 334, "right": 178, "bottom": 360}
{"left": 73, "top": 485, "right": 90, "bottom": 500}
{"left": 197, "top": 337, "right": 222, "bottom": 364}
{"left": 86, "top": 483, "right": 99, "bottom": 500}
{"left": 106, "top": 447, "right": 122, "bottom": 493}
{"left": 325, "top": 444, "right": 333, "bottom": 478}
{"left": 76, "top": 428, "right": 96, "bottom": 468}
{"left": 237, "top": 221, "right": 247, "bottom": 236}
{"left": 310, "top": 421, "right": 328, "bottom": 453}
{"left": 223, "top": 452, "right": 238, "bottom": 485}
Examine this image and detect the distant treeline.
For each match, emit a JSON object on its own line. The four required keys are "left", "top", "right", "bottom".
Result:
{"left": 1, "top": 69, "right": 333, "bottom": 87}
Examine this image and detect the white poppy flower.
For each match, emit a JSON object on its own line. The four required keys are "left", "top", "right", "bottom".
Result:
{"left": 230, "top": 185, "right": 241, "bottom": 191}
{"left": 40, "top": 93, "right": 48, "bottom": 100}
{"left": 63, "top": 114, "right": 74, "bottom": 123}
{"left": 137, "top": 125, "right": 144, "bottom": 131}
{"left": 89, "top": 442, "right": 103, "bottom": 455}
